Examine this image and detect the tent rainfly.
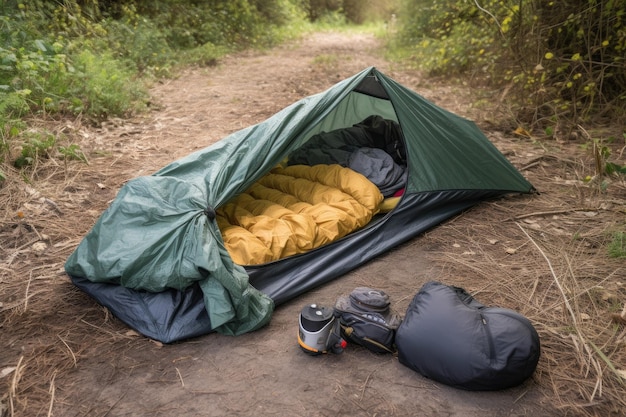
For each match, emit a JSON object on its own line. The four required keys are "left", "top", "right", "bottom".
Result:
{"left": 65, "top": 67, "right": 535, "bottom": 343}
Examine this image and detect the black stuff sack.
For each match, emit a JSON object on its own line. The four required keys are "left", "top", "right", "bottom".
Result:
{"left": 395, "top": 281, "right": 540, "bottom": 390}
{"left": 334, "top": 287, "right": 402, "bottom": 354}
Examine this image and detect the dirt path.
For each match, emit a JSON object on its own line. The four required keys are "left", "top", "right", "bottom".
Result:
{"left": 3, "top": 31, "right": 624, "bottom": 417}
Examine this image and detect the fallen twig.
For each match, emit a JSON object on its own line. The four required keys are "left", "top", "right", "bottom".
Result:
{"left": 512, "top": 208, "right": 599, "bottom": 220}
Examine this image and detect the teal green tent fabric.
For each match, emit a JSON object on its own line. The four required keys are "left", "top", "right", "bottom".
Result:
{"left": 379, "top": 77, "right": 530, "bottom": 193}
{"left": 65, "top": 69, "right": 369, "bottom": 335}
{"left": 65, "top": 67, "right": 534, "bottom": 338}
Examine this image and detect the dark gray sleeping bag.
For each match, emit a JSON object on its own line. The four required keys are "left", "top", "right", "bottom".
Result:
{"left": 395, "top": 281, "right": 540, "bottom": 391}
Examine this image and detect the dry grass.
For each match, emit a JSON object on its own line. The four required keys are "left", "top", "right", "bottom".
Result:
{"left": 1, "top": 118, "right": 148, "bottom": 417}
{"left": 421, "top": 145, "right": 626, "bottom": 416}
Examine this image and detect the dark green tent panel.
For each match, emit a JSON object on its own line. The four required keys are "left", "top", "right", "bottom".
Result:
{"left": 66, "top": 68, "right": 534, "bottom": 342}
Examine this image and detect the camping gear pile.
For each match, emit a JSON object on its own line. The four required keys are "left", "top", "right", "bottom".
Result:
{"left": 307, "top": 283, "right": 541, "bottom": 391}
{"left": 65, "top": 67, "right": 536, "bottom": 343}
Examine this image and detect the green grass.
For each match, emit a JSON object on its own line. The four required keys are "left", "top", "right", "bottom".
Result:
{"left": 608, "top": 231, "right": 626, "bottom": 258}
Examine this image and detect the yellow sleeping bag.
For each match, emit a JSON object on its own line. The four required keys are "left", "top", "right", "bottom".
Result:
{"left": 216, "top": 164, "right": 384, "bottom": 265}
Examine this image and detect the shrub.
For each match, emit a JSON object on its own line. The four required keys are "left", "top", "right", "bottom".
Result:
{"left": 67, "top": 50, "right": 148, "bottom": 120}
{"left": 394, "top": 0, "right": 626, "bottom": 130}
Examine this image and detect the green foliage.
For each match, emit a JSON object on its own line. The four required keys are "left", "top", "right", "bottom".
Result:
{"left": 13, "top": 131, "right": 55, "bottom": 168}
{"left": 584, "top": 134, "right": 626, "bottom": 176}
{"left": 0, "top": 90, "right": 29, "bottom": 120}
{"left": 58, "top": 143, "right": 87, "bottom": 163}
{"left": 0, "top": 0, "right": 310, "bottom": 122}
{"left": 395, "top": 0, "right": 502, "bottom": 74}
{"left": 306, "top": 0, "right": 342, "bottom": 21}
{"left": 306, "top": 0, "right": 396, "bottom": 24}
{"left": 0, "top": 0, "right": 309, "bottom": 172}
{"left": 579, "top": 134, "right": 626, "bottom": 178}
{"left": 68, "top": 50, "right": 147, "bottom": 119}
{"left": 1, "top": 2, "right": 126, "bottom": 119}
{"left": 128, "top": 0, "right": 306, "bottom": 51}
{"left": 607, "top": 231, "right": 626, "bottom": 258}
{"left": 180, "top": 42, "right": 227, "bottom": 69}
{"left": 520, "top": 0, "right": 626, "bottom": 129}
{"left": 0, "top": 98, "right": 26, "bottom": 178}
{"left": 102, "top": 15, "right": 174, "bottom": 77}
{"left": 604, "top": 162, "right": 626, "bottom": 176}
{"left": 8, "top": 127, "right": 87, "bottom": 169}
{"left": 394, "top": 0, "right": 626, "bottom": 129}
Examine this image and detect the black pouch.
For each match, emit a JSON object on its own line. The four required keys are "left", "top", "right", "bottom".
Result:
{"left": 334, "top": 287, "right": 402, "bottom": 354}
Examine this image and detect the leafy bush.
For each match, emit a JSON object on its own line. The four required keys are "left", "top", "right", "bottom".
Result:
{"left": 0, "top": 0, "right": 309, "bottom": 171}
{"left": 66, "top": 49, "right": 147, "bottom": 119}
{"left": 395, "top": 1, "right": 498, "bottom": 74}
{"left": 102, "top": 15, "right": 174, "bottom": 76}
{"left": 533, "top": 0, "right": 626, "bottom": 126}
{"left": 394, "top": 0, "right": 626, "bottom": 130}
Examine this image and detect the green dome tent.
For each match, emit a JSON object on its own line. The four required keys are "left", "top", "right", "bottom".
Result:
{"left": 65, "top": 67, "right": 535, "bottom": 342}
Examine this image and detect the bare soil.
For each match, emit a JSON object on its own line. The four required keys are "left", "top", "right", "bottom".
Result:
{"left": 1, "top": 31, "right": 625, "bottom": 417}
